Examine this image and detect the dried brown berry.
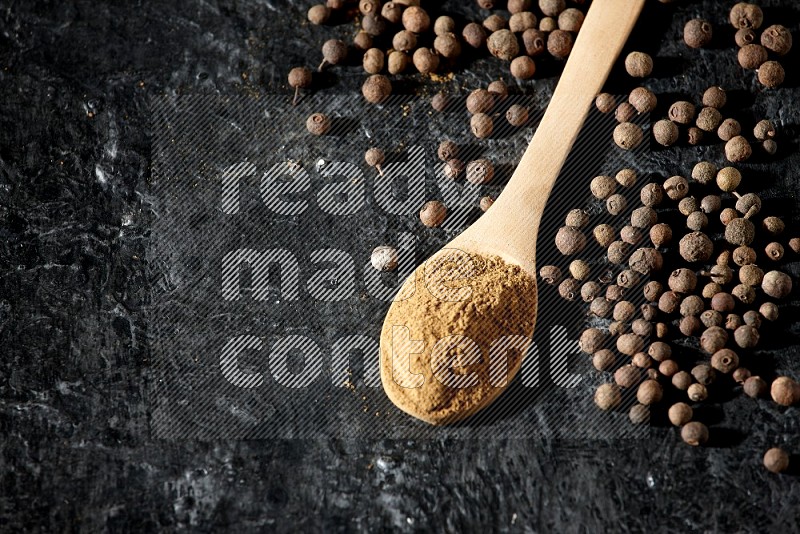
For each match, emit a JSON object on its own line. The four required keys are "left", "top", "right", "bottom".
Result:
{"left": 712, "top": 349, "right": 739, "bottom": 373}
{"left": 739, "top": 264, "right": 764, "bottom": 286}
{"left": 434, "top": 33, "right": 461, "bottom": 59}
{"left": 648, "top": 341, "right": 672, "bottom": 363}
{"left": 790, "top": 238, "right": 800, "bottom": 254}
{"left": 702, "top": 86, "right": 727, "bottom": 109}
{"left": 590, "top": 175, "right": 616, "bottom": 199}
{"left": 716, "top": 166, "right": 742, "bottom": 192}
{"left": 381, "top": 2, "right": 403, "bottom": 24}
{"left": 487, "top": 80, "right": 509, "bottom": 100}
{"left": 717, "top": 119, "right": 741, "bottom": 142}
{"left": 702, "top": 283, "right": 722, "bottom": 299}
{"left": 606, "top": 194, "right": 627, "bottom": 216}
{"left": 691, "top": 161, "right": 717, "bottom": 185}
{"left": 614, "top": 364, "right": 641, "bottom": 388}
{"left": 581, "top": 281, "right": 601, "bottom": 302}
{"left": 667, "top": 403, "right": 694, "bottom": 429}
{"left": 465, "top": 159, "right": 494, "bottom": 185}
{"left": 771, "top": 376, "right": 799, "bottom": 406}
{"left": 658, "top": 290, "right": 682, "bottom": 314}
{"left": 669, "top": 101, "right": 696, "bottom": 125}
{"left": 614, "top": 122, "right": 644, "bottom": 150}
{"left": 629, "top": 88, "right": 657, "bottom": 114}
{"left": 629, "top": 248, "right": 663, "bottom": 274}
{"left": 308, "top": 4, "right": 331, "bottom": 25}
{"left": 761, "top": 25, "right": 793, "bottom": 56}
{"left": 462, "top": 23, "right": 487, "bottom": 48}
{"left": 680, "top": 197, "right": 700, "bottom": 216}
{"left": 744, "top": 376, "right": 768, "bottom": 398}
{"left": 653, "top": 119, "right": 679, "bottom": 147}
{"left": 743, "top": 310, "right": 762, "bottom": 329}
{"left": 680, "top": 295, "right": 704, "bottom": 317}
{"left": 754, "top": 119, "right": 777, "bottom": 141}
{"left": 353, "top": 31, "right": 373, "bottom": 51}
{"left": 362, "top": 75, "right": 392, "bottom": 104}
{"left": 483, "top": 14, "right": 507, "bottom": 33}
{"left": 700, "top": 326, "right": 728, "bottom": 355}
{"left": 625, "top": 52, "right": 653, "bottom": 78}
{"left": 433, "top": 15, "right": 456, "bottom": 36}
{"left": 696, "top": 107, "right": 722, "bottom": 132}
{"left": 363, "top": 48, "right": 385, "bottom": 74}
{"left": 738, "top": 44, "right": 768, "bottom": 69}
{"left": 725, "top": 136, "right": 752, "bottom": 163}
{"left": 319, "top": 39, "right": 348, "bottom": 71}
{"left": 470, "top": 113, "right": 494, "bottom": 138}
{"left": 631, "top": 207, "right": 657, "bottom": 229}
{"left": 765, "top": 242, "right": 784, "bottom": 261}
{"left": 443, "top": 159, "right": 464, "bottom": 180}
{"left": 615, "top": 103, "right": 636, "bottom": 123}
{"left": 616, "top": 169, "right": 637, "bottom": 188}
{"left": 539, "top": 0, "right": 566, "bottom": 17}
{"left": 758, "top": 61, "right": 785, "bottom": 88}
{"left": 592, "top": 349, "right": 616, "bottom": 371}
{"left": 733, "top": 367, "right": 751, "bottom": 383}
{"left": 679, "top": 232, "right": 713, "bottom": 262}
{"left": 487, "top": 29, "right": 519, "bottom": 61}
{"left": 539, "top": 265, "right": 561, "bottom": 285}
{"left": 594, "top": 383, "right": 621, "bottom": 411}
{"left": 558, "top": 278, "right": 581, "bottom": 300}
{"left": 431, "top": 92, "right": 449, "bottom": 112}
{"left": 735, "top": 28, "right": 756, "bottom": 46}
{"left": 681, "top": 421, "right": 709, "bottom": 446}
{"left": 564, "top": 209, "right": 588, "bottom": 228}
{"left": 711, "top": 292, "right": 735, "bottom": 313}
{"left": 590, "top": 297, "right": 613, "bottom": 318}
{"left": 607, "top": 241, "right": 630, "bottom": 265}
{"left": 593, "top": 224, "right": 616, "bottom": 247}
{"left": 733, "top": 246, "right": 757, "bottom": 266}
{"left": 306, "top": 112, "right": 332, "bottom": 135}
{"left": 618, "top": 333, "right": 645, "bottom": 356}
{"left": 764, "top": 448, "right": 790, "bottom": 474}
{"left": 558, "top": 8, "right": 583, "bottom": 32}
{"left": 413, "top": 48, "right": 439, "bottom": 74}
{"left": 664, "top": 175, "right": 689, "bottom": 201}
{"left": 555, "top": 226, "right": 587, "bottom": 255}
{"left": 508, "top": 0, "right": 533, "bottom": 13}
{"left": 725, "top": 218, "right": 755, "bottom": 246}
{"left": 522, "top": 29, "right": 547, "bottom": 56}
{"left": 466, "top": 90, "right": 494, "bottom": 114}
{"left": 649, "top": 224, "right": 672, "bottom": 248}
{"left": 510, "top": 12, "right": 538, "bottom": 33}
{"left": 732, "top": 283, "right": 756, "bottom": 304}
{"left": 402, "top": 6, "right": 430, "bottom": 33}
{"left": 387, "top": 51, "right": 409, "bottom": 75}
{"left": 762, "top": 270, "right": 793, "bottom": 299}
{"left": 643, "top": 281, "right": 664, "bottom": 302}
{"left": 637, "top": 379, "right": 663, "bottom": 405}
{"left": 684, "top": 18, "right": 713, "bottom": 48}
{"left": 510, "top": 56, "right": 537, "bottom": 79}
{"left": 547, "top": 29, "right": 573, "bottom": 59}
{"left": 729, "top": 2, "right": 764, "bottom": 30}
{"left": 688, "top": 383, "right": 709, "bottom": 402}
{"left": 733, "top": 324, "right": 759, "bottom": 349}
{"left": 420, "top": 200, "right": 447, "bottom": 227}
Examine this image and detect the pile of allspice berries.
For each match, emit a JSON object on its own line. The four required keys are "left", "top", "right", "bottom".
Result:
{"left": 539, "top": 3, "right": 797, "bottom": 473}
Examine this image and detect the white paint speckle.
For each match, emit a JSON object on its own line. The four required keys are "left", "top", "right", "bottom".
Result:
{"left": 95, "top": 164, "right": 107, "bottom": 184}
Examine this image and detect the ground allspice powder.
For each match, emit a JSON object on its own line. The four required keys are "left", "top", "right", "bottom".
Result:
{"left": 380, "top": 250, "right": 537, "bottom": 425}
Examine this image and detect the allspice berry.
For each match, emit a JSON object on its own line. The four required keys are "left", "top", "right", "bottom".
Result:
{"left": 362, "top": 75, "right": 392, "bottom": 104}
{"left": 590, "top": 175, "right": 617, "bottom": 199}
{"left": 592, "top": 349, "right": 616, "bottom": 372}
{"left": 717, "top": 118, "right": 741, "bottom": 142}
{"left": 462, "top": 23, "right": 487, "bottom": 48}
{"left": 510, "top": 12, "right": 538, "bottom": 33}
{"left": 669, "top": 403, "right": 693, "bottom": 426}
{"left": 579, "top": 328, "right": 605, "bottom": 354}
{"left": 353, "top": 30, "right": 373, "bottom": 51}
{"left": 483, "top": 14, "right": 507, "bottom": 32}
{"left": 593, "top": 224, "right": 616, "bottom": 247}
{"left": 754, "top": 119, "right": 777, "bottom": 141}
{"left": 711, "top": 292, "right": 735, "bottom": 313}
{"left": 371, "top": 245, "right": 399, "bottom": 272}
{"left": 696, "top": 107, "right": 722, "bottom": 132}
{"left": 734, "top": 325, "right": 759, "bottom": 348}
{"left": 669, "top": 101, "right": 696, "bottom": 125}
{"left": 761, "top": 24, "right": 793, "bottom": 56}
{"left": 680, "top": 295, "right": 704, "bottom": 317}
{"left": 319, "top": 39, "right": 348, "bottom": 71}
{"left": 629, "top": 88, "right": 657, "bottom": 114}
{"left": 581, "top": 281, "right": 601, "bottom": 302}
{"left": 387, "top": 51, "right": 409, "bottom": 75}
{"left": 596, "top": 93, "right": 616, "bottom": 114}
{"left": 729, "top": 2, "right": 764, "bottom": 30}
{"left": 614, "top": 364, "right": 641, "bottom": 389}
{"left": 413, "top": 48, "right": 439, "bottom": 75}
{"left": 382, "top": 2, "right": 403, "bottom": 24}
{"left": 701, "top": 195, "right": 721, "bottom": 214}
{"left": 288, "top": 67, "right": 313, "bottom": 105}
{"left": 648, "top": 341, "right": 672, "bottom": 362}
{"left": 624, "top": 51, "right": 653, "bottom": 78}
{"left": 508, "top": 0, "right": 533, "bottom": 14}
{"left": 606, "top": 194, "right": 627, "bottom": 216}
{"left": 711, "top": 348, "right": 739, "bottom": 373}
{"left": 522, "top": 28, "right": 547, "bottom": 57}
{"left": 487, "top": 29, "right": 520, "bottom": 61}
{"left": 725, "top": 136, "right": 752, "bottom": 163}
{"left": 443, "top": 159, "right": 464, "bottom": 180}
{"left": 764, "top": 448, "right": 790, "bottom": 474}
{"left": 735, "top": 28, "right": 756, "bottom": 47}
{"left": 420, "top": 200, "right": 447, "bottom": 227}
{"left": 437, "top": 140, "right": 459, "bottom": 162}
{"left": 687, "top": 383, "right": 709, "bottom": 402}
{"left": 618, "top": 333, "right": 645, "bottom": 356}
{"left": 636, "top": 380, "right": 663, "bottom": 405}
{"left": 308, "top": 4, "right": 331, "bottom": 25}
{"left": 703, "top": 86, "right": 727, "bottom": 109}
{"left": 760, "top": 302, "right": 779, "bottom": 322}
{"left": 758, "top": 61, "right": 785, "bottom": 88}
{"left": 565, "top": 208, "right": 589, "bottom": 228}
{"left": 434, "top": 33, "right": 461, "bottom": 59}
{"left": 466, "top": 159, "right": 495, "bottom": 185}
{"left": 506, "top": 104, "right": 530, "bottom": 126}
{"left": 629, "top": 404, "right": 650, "bottom": 425}
{"left": 470, "top": 114, "right": 494, "bottom": 139}
{"left": 431, "top": 92, "right": 449, "bottom": 112}
{"left": 684, "top": 18, "right": 713, "bottom": 48}
{"left": 687, "top": 127, "right": 704, "bottom": 146}
{"left": 402, "top": 6, "right": 431, "bottom": 33}
{"left": 555, "top": 226, "right": 587, "bottom": 255}
{"left": 744, "top": 376, "right": 768, "bottom": 398}
{"left": 594, "top": 383, "right": 622, "bottom": 411}
{"left": 771, "top": 376, "right": 799, "bottom": 406}
{"left": 679, "top": 232, "right": 713, "bottom": 262}
{"left": 725, "top": 218, "right": 755, "bottom": 246}
{"left": 673, "top": 370, "right": 693, "bottom": 390}
{"left": 539, "top": 264, "right": 562, "bottom": 285}
{"left": 669, "top": 268, "right": 697, "bottom": 294}
{"left": 692, "top": 161, "right": 717, "bottom": 185}
{"left": 738, "top": 44, "right": 768, "bottom": 69}
{"left": 653, "top": 119, "right": 679, "bottom": 147}
{"left": 629, "top": 248, "right": 663, "bottom": 274}
{"left": 539, "top": 0, "right": 566, "bottom": 17}
{"left": 716, "top": 166, "right": 741, "bottom": 192}
{"left": 433, "top": 15, "right": 456, "bottom": 36}
{"left": 306, "top": 112, "right": 332, "bottom": 135}
{"left": 590, "top": 297, "right": 613, "bottom": 318}
{"left": 694, "top": 366, "right": 717, "bottom": 385}
{"left": 615, "top": 103, "right": 636, "bottom": 123}
{"left": 487, "top": 80, "right": 509, "bottom": 100}
{"left": 739, "top": 264, "right": 764, "bottom": 286}
{"left": 701, "top": 326, "right": 728, "bottom": 354}
{"left": 681, "top": 422, "right": 709, "bottom": 446}
{"left": 664, "top": 175, "right": 689, "bottom": 201}
{"left": 631, "top": 207, "right": 657, "bottom": 229}
{"left": 607, "top": 241, "right": 630, "bottom": 265}
{"left": 466, "top": 89, "right": 495, "bottom": 114}
{"left": 558, "top": 8, "right": 584, "bottom": 32}
{"left": 733, "top": 367, "right": 752, "bottom": 383}
{"left": 762, "top": 270, "right": 793, "bottom": 299}
{"left": 766, "top": 242, "right": 784, "bottom": 261}
{"left": 733, "top": 246, "right": 757, "bottom": 266}
{"left": 363, "top": 48, "right": 385, "bottom": 74}
{"left": 510, "top": 56, "right": 537, "bottom": 79}
{"left": 365, "top": 147, "right": 385, "bottom": 175}
{"left": 547, "top": 29, "right": 573, "bottom": 59}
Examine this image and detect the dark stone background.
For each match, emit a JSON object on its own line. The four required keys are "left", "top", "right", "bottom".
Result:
{"left": 2, "top": 0, "right": 800, "bottom": 531}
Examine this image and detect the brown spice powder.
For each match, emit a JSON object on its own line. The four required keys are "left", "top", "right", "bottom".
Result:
{"left": 380, "top": 249, "right": 537, "bottom": 425}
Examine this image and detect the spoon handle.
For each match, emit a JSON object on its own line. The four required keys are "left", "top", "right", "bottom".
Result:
{"left": 497, "top": 0, "right": 646, "bottom": 236}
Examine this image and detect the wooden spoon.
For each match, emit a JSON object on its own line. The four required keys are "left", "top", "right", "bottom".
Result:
{"left": 381, "top": 0, "right": 647, "bottom": 424}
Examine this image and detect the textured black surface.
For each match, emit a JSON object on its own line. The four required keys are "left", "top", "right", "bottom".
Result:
{"left": 2, "top": 0, "right": 800, "bottom": 531}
